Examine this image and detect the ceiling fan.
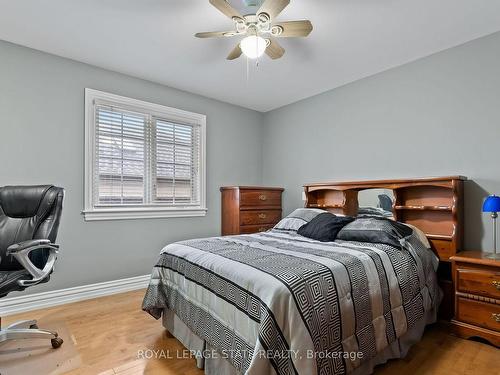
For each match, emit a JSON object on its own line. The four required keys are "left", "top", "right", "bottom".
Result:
{"left": 195, "top": 0, "right": 313, "bottom": 60}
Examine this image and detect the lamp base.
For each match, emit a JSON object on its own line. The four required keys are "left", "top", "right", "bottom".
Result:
{"left": 486, "top": 252, "right": 500, "bottom": 260}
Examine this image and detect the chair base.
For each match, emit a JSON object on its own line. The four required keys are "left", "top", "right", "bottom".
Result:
{"left": 0, "top": 319, "right": 63, "bottom": 349}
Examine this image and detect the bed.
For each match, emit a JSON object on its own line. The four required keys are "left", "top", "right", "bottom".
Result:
{"left": 142, "top": 176, "right": 466, "bottom": 375}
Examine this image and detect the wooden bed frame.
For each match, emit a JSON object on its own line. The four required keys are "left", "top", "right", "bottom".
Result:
{"left": 303, "top": 176, "right": 467, "bottom": 319}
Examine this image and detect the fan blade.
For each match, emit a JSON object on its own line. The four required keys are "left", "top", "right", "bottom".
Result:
{"left": 265, "top": 38, "right": 285, "bottom": 60}
{"left": 227, "top": 44, "right": 242, "bottom": 60}
{"left": 209, "top": 0, "right": 244, "bottom": 21}
{"left": 272, "top": 20, "right": 313, "bottom": 37}
{"left": 195, "top": 31, "right": 238, "bottom": 38}
{"left": 257, "top": 0, "right": 290, "bottom": 20}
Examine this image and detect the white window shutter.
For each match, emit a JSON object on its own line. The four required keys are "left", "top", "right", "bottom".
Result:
{"left": 95, "top": 105, "right": 147, "bottom": 205}
{"left": 84, "top": 89, "right": 206, "bottom": 220}
{"left": 152, "top": 119, "right": 201, "bottom": 206}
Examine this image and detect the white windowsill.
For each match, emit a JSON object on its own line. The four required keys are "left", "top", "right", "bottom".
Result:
{"left": 82, "top": 207, "right": 208, "bottom": 221}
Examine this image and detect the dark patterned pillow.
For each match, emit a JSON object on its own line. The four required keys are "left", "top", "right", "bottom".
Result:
{"left": 336, "top": 217, "right": 413, "bottom": 248}
{"left": 273, "top": 208, "right": 325, "bottom": 232}
{"left": 297, "top": 213, "right": 355, "bottom": 242}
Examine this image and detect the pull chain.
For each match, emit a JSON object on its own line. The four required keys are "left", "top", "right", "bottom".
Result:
{"left": 246, "top": 56, "right": 259, "bottom": 85}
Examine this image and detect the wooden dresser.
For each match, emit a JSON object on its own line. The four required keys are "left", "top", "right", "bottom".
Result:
{"left": 450, "top": 251, "right": 500, "bottom": 346}
{"left": 220, "top": 186, "right": 284, "bottom": 235}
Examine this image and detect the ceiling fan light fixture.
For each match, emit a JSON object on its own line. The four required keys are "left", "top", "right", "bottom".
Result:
{"left": 240, "top": 35, "right": 267, "bottom": 59}
{"left": 197, "top": 0, "right": 312, "bottom": 61}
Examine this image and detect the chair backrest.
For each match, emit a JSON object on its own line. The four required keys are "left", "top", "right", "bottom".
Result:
{"left": 0, "top": 185, "right": 64, "bottom": 271}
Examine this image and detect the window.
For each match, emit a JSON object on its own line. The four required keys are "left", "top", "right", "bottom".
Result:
{"left": 84, "top": 89, "right": 206, "bottom": 221}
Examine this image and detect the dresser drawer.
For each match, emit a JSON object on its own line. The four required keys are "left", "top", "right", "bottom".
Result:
{"left": 456, "top": 268, "right": 500, "bottom": 300}
{"left": 456, "top": 297, "right": 500, "bottom": 332}
{"left": 240, "top": 190, "right": 282, "bottom": 208}
{"left": 239, "top": 224, "right": 274, "bottom": 234}
{"left": 240, "top": 210, "right": 281, "bottom": 225}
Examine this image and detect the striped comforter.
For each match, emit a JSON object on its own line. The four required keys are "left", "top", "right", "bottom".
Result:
{"left": 142, "top": 230, "right": 440, "bottom": 375}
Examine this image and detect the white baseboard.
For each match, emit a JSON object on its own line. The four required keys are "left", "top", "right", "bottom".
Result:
{"left": 0, "top": 274, "right": 151, "bottom": 316}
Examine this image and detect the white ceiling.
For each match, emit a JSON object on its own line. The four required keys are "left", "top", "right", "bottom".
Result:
{"left": 1, "top": 0, "right": 500, "bottom": 112}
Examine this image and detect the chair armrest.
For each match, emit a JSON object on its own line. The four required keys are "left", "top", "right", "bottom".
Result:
{"left": 7, "top": 239, "right": 55, "bottom": 252}
{"left": 6, "top": 240, "right": 59, "bottom": 287}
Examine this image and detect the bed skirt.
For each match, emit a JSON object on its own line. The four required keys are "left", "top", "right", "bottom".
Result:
{"left": 161, "top": 306, "right": 438, "bottom": 375}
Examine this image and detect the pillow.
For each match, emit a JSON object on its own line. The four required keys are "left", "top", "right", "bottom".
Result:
{"left": 336, "top": 217, "right": 413, "bottom": 248}
{"left": 273, "top": 208, "right": 325, "bottom": 232}
{"left": 297, "top": 213, "right": 355, "bottom": 242}
{"left": 404, "top": 223, "right": 431, "bottom": 248}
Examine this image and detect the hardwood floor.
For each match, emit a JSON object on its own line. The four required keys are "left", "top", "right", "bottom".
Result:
{"left": 2, "top": 289, "right": 499, "bottom": 375}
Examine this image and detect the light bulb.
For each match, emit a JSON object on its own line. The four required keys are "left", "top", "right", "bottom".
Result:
{"left": 240, "top": 35, "right": 267, "bottom": 59}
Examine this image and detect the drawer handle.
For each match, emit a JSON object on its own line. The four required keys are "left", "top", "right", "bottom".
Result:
{"left": 492, "top": 281, "right": 500, "bottom": 290}
{"left": 258, "top": 227, "right": 267, "bottom": 232}
{"left": 258, "top": 194, "right": 267, "bottom": 201}
{"left": 492, "top": 313, "right": 500, "bottom": 323}
{"left": 258, "top": 213, "right": 267, "bottom": 219}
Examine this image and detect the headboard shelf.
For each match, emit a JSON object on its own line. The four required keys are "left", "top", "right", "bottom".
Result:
{"left": 303, "top": 176, "right": 466, "bottom": 262}
{"left": 394, "top": 205, "right": 452, "bottom": 211}
{"left": 426, "top": 234, "right": 454, "bottom": 241}
{"left": 305, "top": 176, "right": 465, "bottom": 189}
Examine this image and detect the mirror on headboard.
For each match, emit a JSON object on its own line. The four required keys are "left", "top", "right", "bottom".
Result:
{"left": 357, "top": 188, "right": 394, "bottom": 219}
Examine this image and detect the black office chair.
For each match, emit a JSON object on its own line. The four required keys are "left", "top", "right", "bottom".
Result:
{"left": 0, "top": 185, "right": 64, "bottom": 349}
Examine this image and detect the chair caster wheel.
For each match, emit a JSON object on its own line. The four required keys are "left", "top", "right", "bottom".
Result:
{"left": 51, "top": 337, "right": 64, "bottom": 348}
{"left": 29, "top": 324, "right": 39, "bottom": 329}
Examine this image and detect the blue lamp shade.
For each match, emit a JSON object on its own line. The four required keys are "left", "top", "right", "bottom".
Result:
{"left": 483, "top": 195, "right": 500, "bottom": 213}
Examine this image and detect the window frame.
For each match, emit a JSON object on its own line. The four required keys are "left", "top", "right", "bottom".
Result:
{"left": 83, "top": 88, "right": 207, "bottom": 221}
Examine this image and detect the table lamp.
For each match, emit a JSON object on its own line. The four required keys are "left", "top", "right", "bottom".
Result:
{"left": 483, "top": 195, "right": 500, "bottom": 259}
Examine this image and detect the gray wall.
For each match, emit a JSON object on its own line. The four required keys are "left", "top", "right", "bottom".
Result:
{"left": 0, "top": 40, "right": 263, "bottom": 294}
{"left": 2, "top": 30, "right": 499, "bottom": 296}
{"left": 262, "top": 32, "right": 500, "bottom": 251}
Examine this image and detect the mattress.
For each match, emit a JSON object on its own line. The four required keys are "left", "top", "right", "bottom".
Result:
{"left": 143, "top": 230, "right": 441, "bottom": 375}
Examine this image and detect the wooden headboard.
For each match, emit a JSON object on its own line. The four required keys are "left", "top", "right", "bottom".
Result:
{"left": 303, "top": 176, "right": 467, "bottom": 319}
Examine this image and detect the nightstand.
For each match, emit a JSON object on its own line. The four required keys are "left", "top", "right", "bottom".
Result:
{"left": 450, "top": 251, "right": 500, "bottom": 347}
